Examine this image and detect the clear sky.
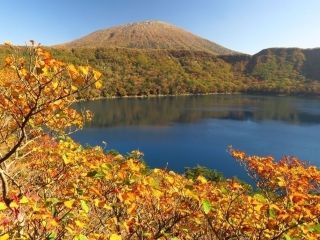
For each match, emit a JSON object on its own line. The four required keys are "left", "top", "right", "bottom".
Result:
{"left": 0, "top": 0, "right": 319, "bottom": 54}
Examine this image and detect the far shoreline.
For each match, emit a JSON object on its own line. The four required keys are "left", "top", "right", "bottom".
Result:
{"left": 78, "top": 91, "right": 320, "bottom": 102}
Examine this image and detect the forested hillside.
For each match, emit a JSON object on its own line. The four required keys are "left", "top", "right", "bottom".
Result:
{"left": 52, "top": 47, "right": 320, "bottom": 97}
{"left": 1, "top": 45, "right": 320, "bottom": 97}
{"left": 50, "top": 48, "right": 249, "bottom": 97}
{"left": 246, "top": 48, "right": 320, "bottom": 93}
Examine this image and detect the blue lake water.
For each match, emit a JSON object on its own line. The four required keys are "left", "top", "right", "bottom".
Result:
{"left": 73, "top": 95, "right": 320, "bottom": 182}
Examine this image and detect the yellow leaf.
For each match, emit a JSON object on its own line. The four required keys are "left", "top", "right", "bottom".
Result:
{"left": 71, "top": 85, "right": 78, "bottom": 91}
{"left": 276, "top": 177, "right": 286, "bottom": 187}
{"left": 0, "top": 234, "right": 9, "bottom": 240}
{"left": 49, "top": 219, "right": 59, "bottom": 227}
{"left": 93, "top": 70, "right": 102, "bottom": 80}
{"left": 42, "top": 220, "right": 47, "bottom": 227}
{"left": 19, "top": 196, "right": 29, "bottom": 204}
{"left": 62, "top": 154, "right": 73, "bottom": 164}
{"left": 79, "top": 66, "right": 89, "bottom": 75}
{"left": 126, "top": 159, "right": 141, "bottom": 172}
{"left": 110, "top": 234, "right": 122, "bottom": 240}
{"left": 80, "top": 200, "right": 90, "bottom": 213}
{"left": 184, "top": 189, "right": 198, "bottom": 200}
{"left": 67, "top": 64, "right": 78, "bottom": 77}
{"left": 42, "top": 66, "right": 49, "bottom": 75}
{"left": 94, "top": 80, "right": 103, "bottom": 89}
{"left": 75, "top": 220, "right": 86, "bottom": 228}
{"left": 64, "top": 199, "right": 75, "bottom": 209}
{"left": 9, "top": 201, "right": 19, "bottom": 209}
{"left": 166, "top": 175, "right": 175, "bottom": 184}
{"left": 20, "top": 68, "right": 28, "bottom": 77}
{"left": 252, "top": 198, "right": 264, "bottom": 211}
{"left": 103, "top": 204, "right": 113, "bottom": 210}
{"left": 0, "top": 202, "right": 7, "bottom": 210}
{"left": 152, "top": 189, "right": 163, "bottom": 198}
{"left": 52, "top": 80, "right": 59, "bottom": 89}
{"left": 197, "top": 175, "right": 207, "bottom": 184}
{"left": 122, "top": 222, "right": 130, "bottom": 232}
{"left": 94, "top": 199, "right": 100, "bottom": 207}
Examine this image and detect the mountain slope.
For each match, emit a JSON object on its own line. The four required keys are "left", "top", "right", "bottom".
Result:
{"left": 56, "top": 20, "right": 237, "bottom": 55}
{"left": 31, "top": 46, "right": 320, "bottom": 97}
{"left": 246, "top": 47, "right": 320, "bottom": 81}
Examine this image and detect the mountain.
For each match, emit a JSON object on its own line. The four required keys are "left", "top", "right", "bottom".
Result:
{"left": 56, "top": 20, "right": 237, "bottom": 55}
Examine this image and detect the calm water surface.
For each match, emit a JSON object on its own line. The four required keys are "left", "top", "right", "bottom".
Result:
{"left": 73, "top": 95, "right": 320, "bottom": 182}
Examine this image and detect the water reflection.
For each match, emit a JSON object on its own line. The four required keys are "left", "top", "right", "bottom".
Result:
{"left": 76, "top": 95, "right": 320, "bottom": 127}
{"left": 73, "top": 95, "right": 320, "bottom": 182}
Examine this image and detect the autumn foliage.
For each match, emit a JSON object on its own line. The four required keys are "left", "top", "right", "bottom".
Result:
{"left": 0, "top": 43, "right": 319, "bottom": 240}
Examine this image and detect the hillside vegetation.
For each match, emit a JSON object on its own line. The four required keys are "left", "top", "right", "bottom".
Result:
{"left": 0, "top": 47, "right": 320, "bottom": 98}
{"left": 50, "top": 48, "right": 249, "bottom": 97}
{"left": 1, "top": 45, "right": 320, "bottom": 98}
{"left": 51, "top": 47, "right": 320, "bottom": 97}
{"left": 246, "top": 48, "right": 320, "bottom": 93}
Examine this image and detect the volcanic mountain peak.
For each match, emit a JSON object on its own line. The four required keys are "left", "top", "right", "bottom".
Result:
{"left": 56, "top": 20, "right": 237, "bottom": 55}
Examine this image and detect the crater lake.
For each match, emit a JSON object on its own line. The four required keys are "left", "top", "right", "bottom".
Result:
{"left": 73, "top": 95, "right": 320, "bottom": 182}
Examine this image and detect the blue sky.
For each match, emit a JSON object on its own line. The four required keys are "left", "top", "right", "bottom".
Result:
{"left": 0, "top": 0, "right": 319, "bottom": 54}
